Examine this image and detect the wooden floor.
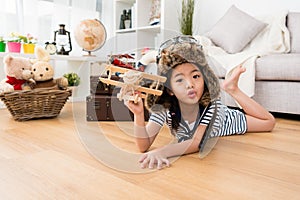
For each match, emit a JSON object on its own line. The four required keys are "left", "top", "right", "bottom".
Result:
{"left": 0, "top": 102, "right": 299, "bottom": 199}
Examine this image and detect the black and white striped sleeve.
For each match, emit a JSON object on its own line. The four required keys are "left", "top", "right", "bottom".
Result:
{"left": 200, "top": 100, "right": 223, "bottom": 126}
{"left": 148, "top": 110, "right": 167, "bottom": 127}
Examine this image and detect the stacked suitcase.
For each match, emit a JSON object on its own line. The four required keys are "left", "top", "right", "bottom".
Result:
{"left": 86, "top": 75, "right": 149, "bottom": 121}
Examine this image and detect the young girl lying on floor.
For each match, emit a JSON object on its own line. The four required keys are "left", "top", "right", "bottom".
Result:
{"left": 125, "top": 35, "right": 275, "bottom": 170}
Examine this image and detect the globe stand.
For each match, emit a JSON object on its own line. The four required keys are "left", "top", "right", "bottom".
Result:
{"left": 83, "top": 49, "right": 96, "bottom": 57}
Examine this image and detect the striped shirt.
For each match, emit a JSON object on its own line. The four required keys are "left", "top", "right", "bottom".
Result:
{"left": 149, "top": 99, "right": 247, "bottom": 143}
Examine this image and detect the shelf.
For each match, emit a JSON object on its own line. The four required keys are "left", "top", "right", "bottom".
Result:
{"left": 113, "top": 0, "right": 180, "bottom": 59}
{"left": 115, "top": 0, "right": 135, "bottom": 3}
{"left": 115, "top": 24, "right": 161, "bottom": 34}
{"left": 50, "top": 55, "right": 106, "bottom": 62}
{"left": 137, "top": 25, "right": 161, "bottom": 32}
{"left": 115, "top": 28, "right": 136, "bottom": 33}
{"left": 0, "top": 52, "right": 106, "bottom": 62}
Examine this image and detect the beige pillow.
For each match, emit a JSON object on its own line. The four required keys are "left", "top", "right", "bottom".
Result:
{"left": 206, "top": 5, "right": 267, "bottom": 54}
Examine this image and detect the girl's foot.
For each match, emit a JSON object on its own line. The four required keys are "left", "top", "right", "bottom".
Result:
{"left": 222, "top": 65, "right": 246, "bottom": 94}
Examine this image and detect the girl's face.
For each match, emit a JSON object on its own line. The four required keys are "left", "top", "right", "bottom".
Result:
{"left": 169, "top": 63, "right": 205, "bottom": 106}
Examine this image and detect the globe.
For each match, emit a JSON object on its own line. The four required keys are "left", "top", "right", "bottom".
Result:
{"left": 74, "top": 19, "right": 106, "bottom": 56}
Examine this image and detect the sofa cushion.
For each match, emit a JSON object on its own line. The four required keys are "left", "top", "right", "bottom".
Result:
{"left": 255, "top": 54, "right": 300, "bottom": 81}
{"left": 206, "top": 5, "right": 267, "bottom": 54}
{"left": 287, "top": 12, "right": 300, "bottom": 53}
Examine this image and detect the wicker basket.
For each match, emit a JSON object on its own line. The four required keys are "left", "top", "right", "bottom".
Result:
{"left": 0, "top": 87, "right": 72, "bottom": 121}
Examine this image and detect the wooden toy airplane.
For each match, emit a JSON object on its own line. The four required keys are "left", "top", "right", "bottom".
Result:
{"left": 99, "top": 65, "right": 167, "bottom": 103}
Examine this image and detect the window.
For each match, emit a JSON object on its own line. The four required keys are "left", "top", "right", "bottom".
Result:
{"left": 0, "top": 0, "right": 102, "bottom": 55}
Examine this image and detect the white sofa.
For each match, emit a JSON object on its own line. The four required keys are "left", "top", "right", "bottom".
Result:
{"left": 213, "top": 12, "right": 300, "bottom": 115}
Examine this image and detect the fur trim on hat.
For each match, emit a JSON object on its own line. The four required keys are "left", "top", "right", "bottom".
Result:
{"left": 145, "top": 42, "right": 220, "bottom": 111}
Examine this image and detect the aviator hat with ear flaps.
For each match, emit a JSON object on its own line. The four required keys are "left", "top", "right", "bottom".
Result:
{"left": 145, "top": 36, "right": 220, "bottom": 111}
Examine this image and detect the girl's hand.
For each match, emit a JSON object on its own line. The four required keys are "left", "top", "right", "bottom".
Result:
{"left": 138, "top": 149, "right": 170, "bottom": 170}
{"left": 124, "top": 94, "right": 144, "bottom": 115}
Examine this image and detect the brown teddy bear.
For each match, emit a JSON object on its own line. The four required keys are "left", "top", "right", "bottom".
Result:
{"left": 31, "top": 47, "right": 68, "bottom": 90}
{"left": 0, "top": 55, "right": 34, "bottom": 94}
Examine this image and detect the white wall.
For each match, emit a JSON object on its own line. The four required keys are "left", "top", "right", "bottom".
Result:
{"left": 99, "top": 0, "right": 300, "bottom": 41}
{"left": 93, "top": 0, "right": 115, "bottom": 57}
{"left": 193, "top": 0, "right": 300, "bottom": 35}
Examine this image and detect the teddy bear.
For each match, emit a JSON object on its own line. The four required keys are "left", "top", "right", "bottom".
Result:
{"left": 31, "top": 46, "right": 68, "bottom": 90}
{"left": 0, "top": 54, "right": 34, "bottom": 94}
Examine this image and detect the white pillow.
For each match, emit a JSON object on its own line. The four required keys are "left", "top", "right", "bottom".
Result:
{"left": 288, "top": 12, "right": 300, "bottom": 53}
{"left": 206, "top": 5, "right": 267, "bottom": 54}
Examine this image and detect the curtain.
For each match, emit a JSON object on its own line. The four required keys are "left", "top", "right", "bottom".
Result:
{"left": 0, "top": 0, "right": 18, "bottom": 38}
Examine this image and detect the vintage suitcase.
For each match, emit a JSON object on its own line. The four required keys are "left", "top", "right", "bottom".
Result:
{"left": 86, "top": 95, "right": 132, "bottom": 121}
{"left": 90, "top": 75, "right": 121, "bottom": 95}
{"left": 86, "top": 95, "right": 149, "bottom": 121}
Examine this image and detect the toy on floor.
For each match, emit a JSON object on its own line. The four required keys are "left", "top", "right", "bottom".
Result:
{"left": 99, "top": 65, "right": 166, "bottom": 103}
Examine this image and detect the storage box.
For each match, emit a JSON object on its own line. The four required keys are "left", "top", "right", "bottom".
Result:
{"left": 86, "top": 95, "right": 133, "bottom": 121}
{"left": 86, "top": 94, "right": 149, "bottom": 121}
{"left": 90, "top": 75, "right": 120, "bottom": 95}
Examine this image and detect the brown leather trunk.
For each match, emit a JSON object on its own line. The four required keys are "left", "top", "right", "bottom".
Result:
{"left": 86, "top": 95, "right": 150, "bottom": 121}
{"left": 87, "top": 74, "right": 150, "bottom": 121}
{"left": 86, "top": 95, "right": 134, "bottom": 121}
{"left": 90, "top": 75, "right": 121, "bottom": 95}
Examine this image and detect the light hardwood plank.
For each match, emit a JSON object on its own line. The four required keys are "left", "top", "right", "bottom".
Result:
{"left": 0, "top": 102, "right": 299, "bottom": 199}
{"left": 0, "top": 150, "right": 168, "bottom": 199}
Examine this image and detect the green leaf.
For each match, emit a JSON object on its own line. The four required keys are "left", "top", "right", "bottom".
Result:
{"left": 179, "top": 0, "right": 195, "bottom": 35}
{"left": 63, "top": 72, "right": 80, "bottom": 86}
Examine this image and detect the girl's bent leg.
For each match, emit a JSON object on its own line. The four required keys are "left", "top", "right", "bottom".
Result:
{"left": 222, "top": 65, "right": 276, "bottom": 132}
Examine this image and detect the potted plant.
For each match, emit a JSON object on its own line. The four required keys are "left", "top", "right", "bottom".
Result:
{"left": 63, "top": 72, "right": 81, "bottom": 87}
{"left": 179, "top": 0, "right": 195, "bottom": 35}
{"left": 7, "top": 32, "right": 22, "bottom": 53}
{"left": 21, "top": 34, "right": 37, "bottom": 54}
{"left": 0, "top": 36, "right": 6, "bottom": 52}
